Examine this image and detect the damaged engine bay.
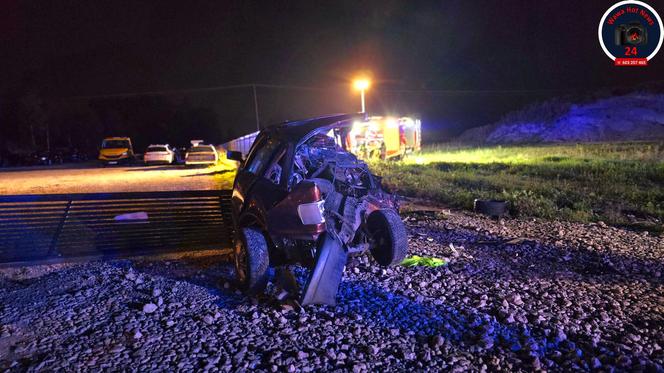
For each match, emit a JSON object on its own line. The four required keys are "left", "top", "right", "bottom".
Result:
{"left": 289, "top": 133, "right": 396, "bottom": 254}
{"left": 279, "top": 132, "right": 404, "bottom": 305}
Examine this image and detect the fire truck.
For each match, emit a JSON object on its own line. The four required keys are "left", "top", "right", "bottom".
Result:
{"left": 347, "top": 116, "right": 421, "bottom": 160}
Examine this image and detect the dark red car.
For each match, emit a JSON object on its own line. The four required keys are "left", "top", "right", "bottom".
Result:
{"left": 227, "top": 114, "right": 408, "bottom": 305}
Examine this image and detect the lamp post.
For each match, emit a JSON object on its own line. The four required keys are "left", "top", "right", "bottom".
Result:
{"left": 353, "top": 78, "right": 371, "bottom": 113}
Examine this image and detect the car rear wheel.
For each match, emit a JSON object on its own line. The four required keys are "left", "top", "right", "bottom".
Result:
{"left": 367, "top": 209, "right": 408, "bottom": 266}
{"left": 234, "top": 227, "right": 270, "bottom": 295}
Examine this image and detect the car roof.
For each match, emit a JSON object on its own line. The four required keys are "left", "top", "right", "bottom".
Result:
{"left": 147, "top": 144, "right": 169, "bottom": 147}
{"left": 263, "top": 113, "right": 366, "bottom": 145}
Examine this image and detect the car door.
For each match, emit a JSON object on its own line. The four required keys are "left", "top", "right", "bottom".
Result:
{"left": 232, "top": 137, "right": 290, "bottom": 227}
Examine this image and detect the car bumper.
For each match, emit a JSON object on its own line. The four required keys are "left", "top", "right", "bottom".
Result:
{"left": 185, "top": 159, "right": 216, "bottom": 165}
{"left": 99, "top": 155, "right": 129, "bottom": 161}
{"left": 144, "top": 156, "right": 172, "bottom": 164}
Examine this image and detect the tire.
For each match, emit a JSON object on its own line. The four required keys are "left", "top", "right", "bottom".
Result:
{"left": 367, "top": 209, "right": 408, "bottom": 266}
{"left": 473, "top": 199, "right": 508, "bottom": 218}
{"left": 234, "top": 227, "right": 270, "bottom": 295}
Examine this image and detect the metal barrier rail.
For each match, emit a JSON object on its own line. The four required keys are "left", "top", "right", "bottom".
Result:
{"left": 0, "top": 190, "right": 234, "bottom": 265}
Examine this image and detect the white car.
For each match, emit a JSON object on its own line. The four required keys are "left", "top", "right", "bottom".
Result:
{"left": 185, "top": 144, "right": 219, "bottom": 166}
{"left": 144, "top": 144, "right": 175, "bottom": 165}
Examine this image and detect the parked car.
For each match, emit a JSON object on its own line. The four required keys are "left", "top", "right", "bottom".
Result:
{"left": 98, "top": 137, "right": 135, "bottom": 165}
{"left": 30, "top": 150, "right": 63, "bottom": 166}
{"left": 60, "top": 148, "right": 88, "bottom": 163}
{"left": 185, "top": 141, "right": 219, "bottom": 166}
{"left": 144, "top": 144, "right": 175, "bottom": 165}
{"left": 0, "top": 149, "right": 34, "bottom": 167}
{"left": 228, "top": 113, "right": 408, "bottom": 305}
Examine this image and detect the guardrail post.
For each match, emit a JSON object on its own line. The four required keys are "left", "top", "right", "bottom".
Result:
{"left": 48, "top": 199, "right": 72, "bottom": 257}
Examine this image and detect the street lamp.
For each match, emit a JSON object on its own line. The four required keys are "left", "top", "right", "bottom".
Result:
{"left": 353, "top": 78, "right": 371, "bottom": 113}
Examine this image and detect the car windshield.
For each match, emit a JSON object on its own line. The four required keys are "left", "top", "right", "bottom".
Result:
{"left": 189, "top": 146, "right": 213, "bottom": 153}
{"left": 102, "top": 140, "right": 130, "bottom": 149}
{"left": 147, "top": 146, "right": 167, "bottom": 152}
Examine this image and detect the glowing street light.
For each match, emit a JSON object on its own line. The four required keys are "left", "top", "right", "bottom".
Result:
{"left": 353, "top": 78, "right": 371, "bottom": 113}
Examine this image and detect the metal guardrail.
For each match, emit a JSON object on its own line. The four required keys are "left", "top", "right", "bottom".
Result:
{"left": 0, "top": 190, "right": 234, "bottom": 265}
{"left": 222, "top": 131, "right": 259, "bottom": 155}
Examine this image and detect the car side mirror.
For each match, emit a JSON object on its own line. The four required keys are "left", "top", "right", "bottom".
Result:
{"left": 227, "top": 150, "right": 244, "bottom": 162}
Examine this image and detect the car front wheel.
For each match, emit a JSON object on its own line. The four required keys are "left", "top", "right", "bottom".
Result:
{"left": 367, "top": 209, "right": 408, "bottom": 266}
{"left": 234, "top": 227, "right": 269, "bottom": 295}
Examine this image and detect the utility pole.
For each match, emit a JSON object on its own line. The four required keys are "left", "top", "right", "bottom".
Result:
{"left": 252, "top": 84, "right": 260, "bottom": 131}
{"left": 360, "top": 89, "right": 366, "bottom": 113}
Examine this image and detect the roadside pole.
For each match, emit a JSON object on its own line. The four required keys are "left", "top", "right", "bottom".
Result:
{"left": 252, "top": 84, "right": 260, "bottom": 131}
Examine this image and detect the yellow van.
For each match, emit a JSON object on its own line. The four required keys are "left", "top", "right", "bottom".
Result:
{"left": 98, "top": 137, "right": 134, "bottom": 165}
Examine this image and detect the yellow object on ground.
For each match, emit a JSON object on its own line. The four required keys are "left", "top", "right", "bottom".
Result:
{"left": 400, "top": 255, "right": 447, "bottom": 267}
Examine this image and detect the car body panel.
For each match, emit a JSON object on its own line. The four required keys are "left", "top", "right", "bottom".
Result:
{"left": 265, "top": 181, "right": 325, "bottom": 240}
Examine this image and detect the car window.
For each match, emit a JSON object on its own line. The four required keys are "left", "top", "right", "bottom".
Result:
{"left": 264, "top": 148, "right": 287, "bottom": 185}
{"left": 147, "top": 146, "right": 167, "bottom": 152}
{"left": 189, "top": 146, "right": 214, "bottom": 153}
{"left": 245, "top": 138, "right": 279, "bottom": 175}
{"left": 102, "top": 140, "right": 130, "bottom": 148}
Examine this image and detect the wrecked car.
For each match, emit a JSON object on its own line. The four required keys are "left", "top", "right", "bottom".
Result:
{"left": 227, "top": 113, "right": 408, "bottom": 305}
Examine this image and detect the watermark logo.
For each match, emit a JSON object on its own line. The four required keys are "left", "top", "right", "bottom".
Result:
{"left": 599, "top": 1, "right": 663, "bottom": 66}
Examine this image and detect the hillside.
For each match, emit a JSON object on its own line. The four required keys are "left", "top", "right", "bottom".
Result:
{"left": 457, "top": 93, "right": 664, "bottom": 144}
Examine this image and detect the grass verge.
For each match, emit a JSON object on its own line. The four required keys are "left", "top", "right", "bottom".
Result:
{"left": 372, "top": 142, "right": 664, "bottom": 233}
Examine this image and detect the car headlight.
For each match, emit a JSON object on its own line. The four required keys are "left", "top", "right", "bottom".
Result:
{"left": 121, "top": 151, "right": 128, "bottom": 156}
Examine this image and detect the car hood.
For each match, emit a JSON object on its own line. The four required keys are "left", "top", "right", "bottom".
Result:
{"left": 266, "top": 113, "right": 367, "bottom": 146}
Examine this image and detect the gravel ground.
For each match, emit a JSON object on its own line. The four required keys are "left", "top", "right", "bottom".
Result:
{"left": 0, "top": 163, "right": 235, "bottom": 195}
{"left": 0, "top": 204, "right": 662, "bottom": 371}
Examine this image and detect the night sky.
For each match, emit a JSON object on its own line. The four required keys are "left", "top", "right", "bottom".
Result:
{"left": 2, "top": 0, "right": 664, "bottom": 140}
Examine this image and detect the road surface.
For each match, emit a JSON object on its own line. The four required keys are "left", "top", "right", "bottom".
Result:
{"left": 0, "top": 162, "right": 237, "bottom": 195}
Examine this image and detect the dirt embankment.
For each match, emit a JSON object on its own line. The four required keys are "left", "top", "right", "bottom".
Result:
{"left": 457, "top": 93, "right": 664, "bottom": 144}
